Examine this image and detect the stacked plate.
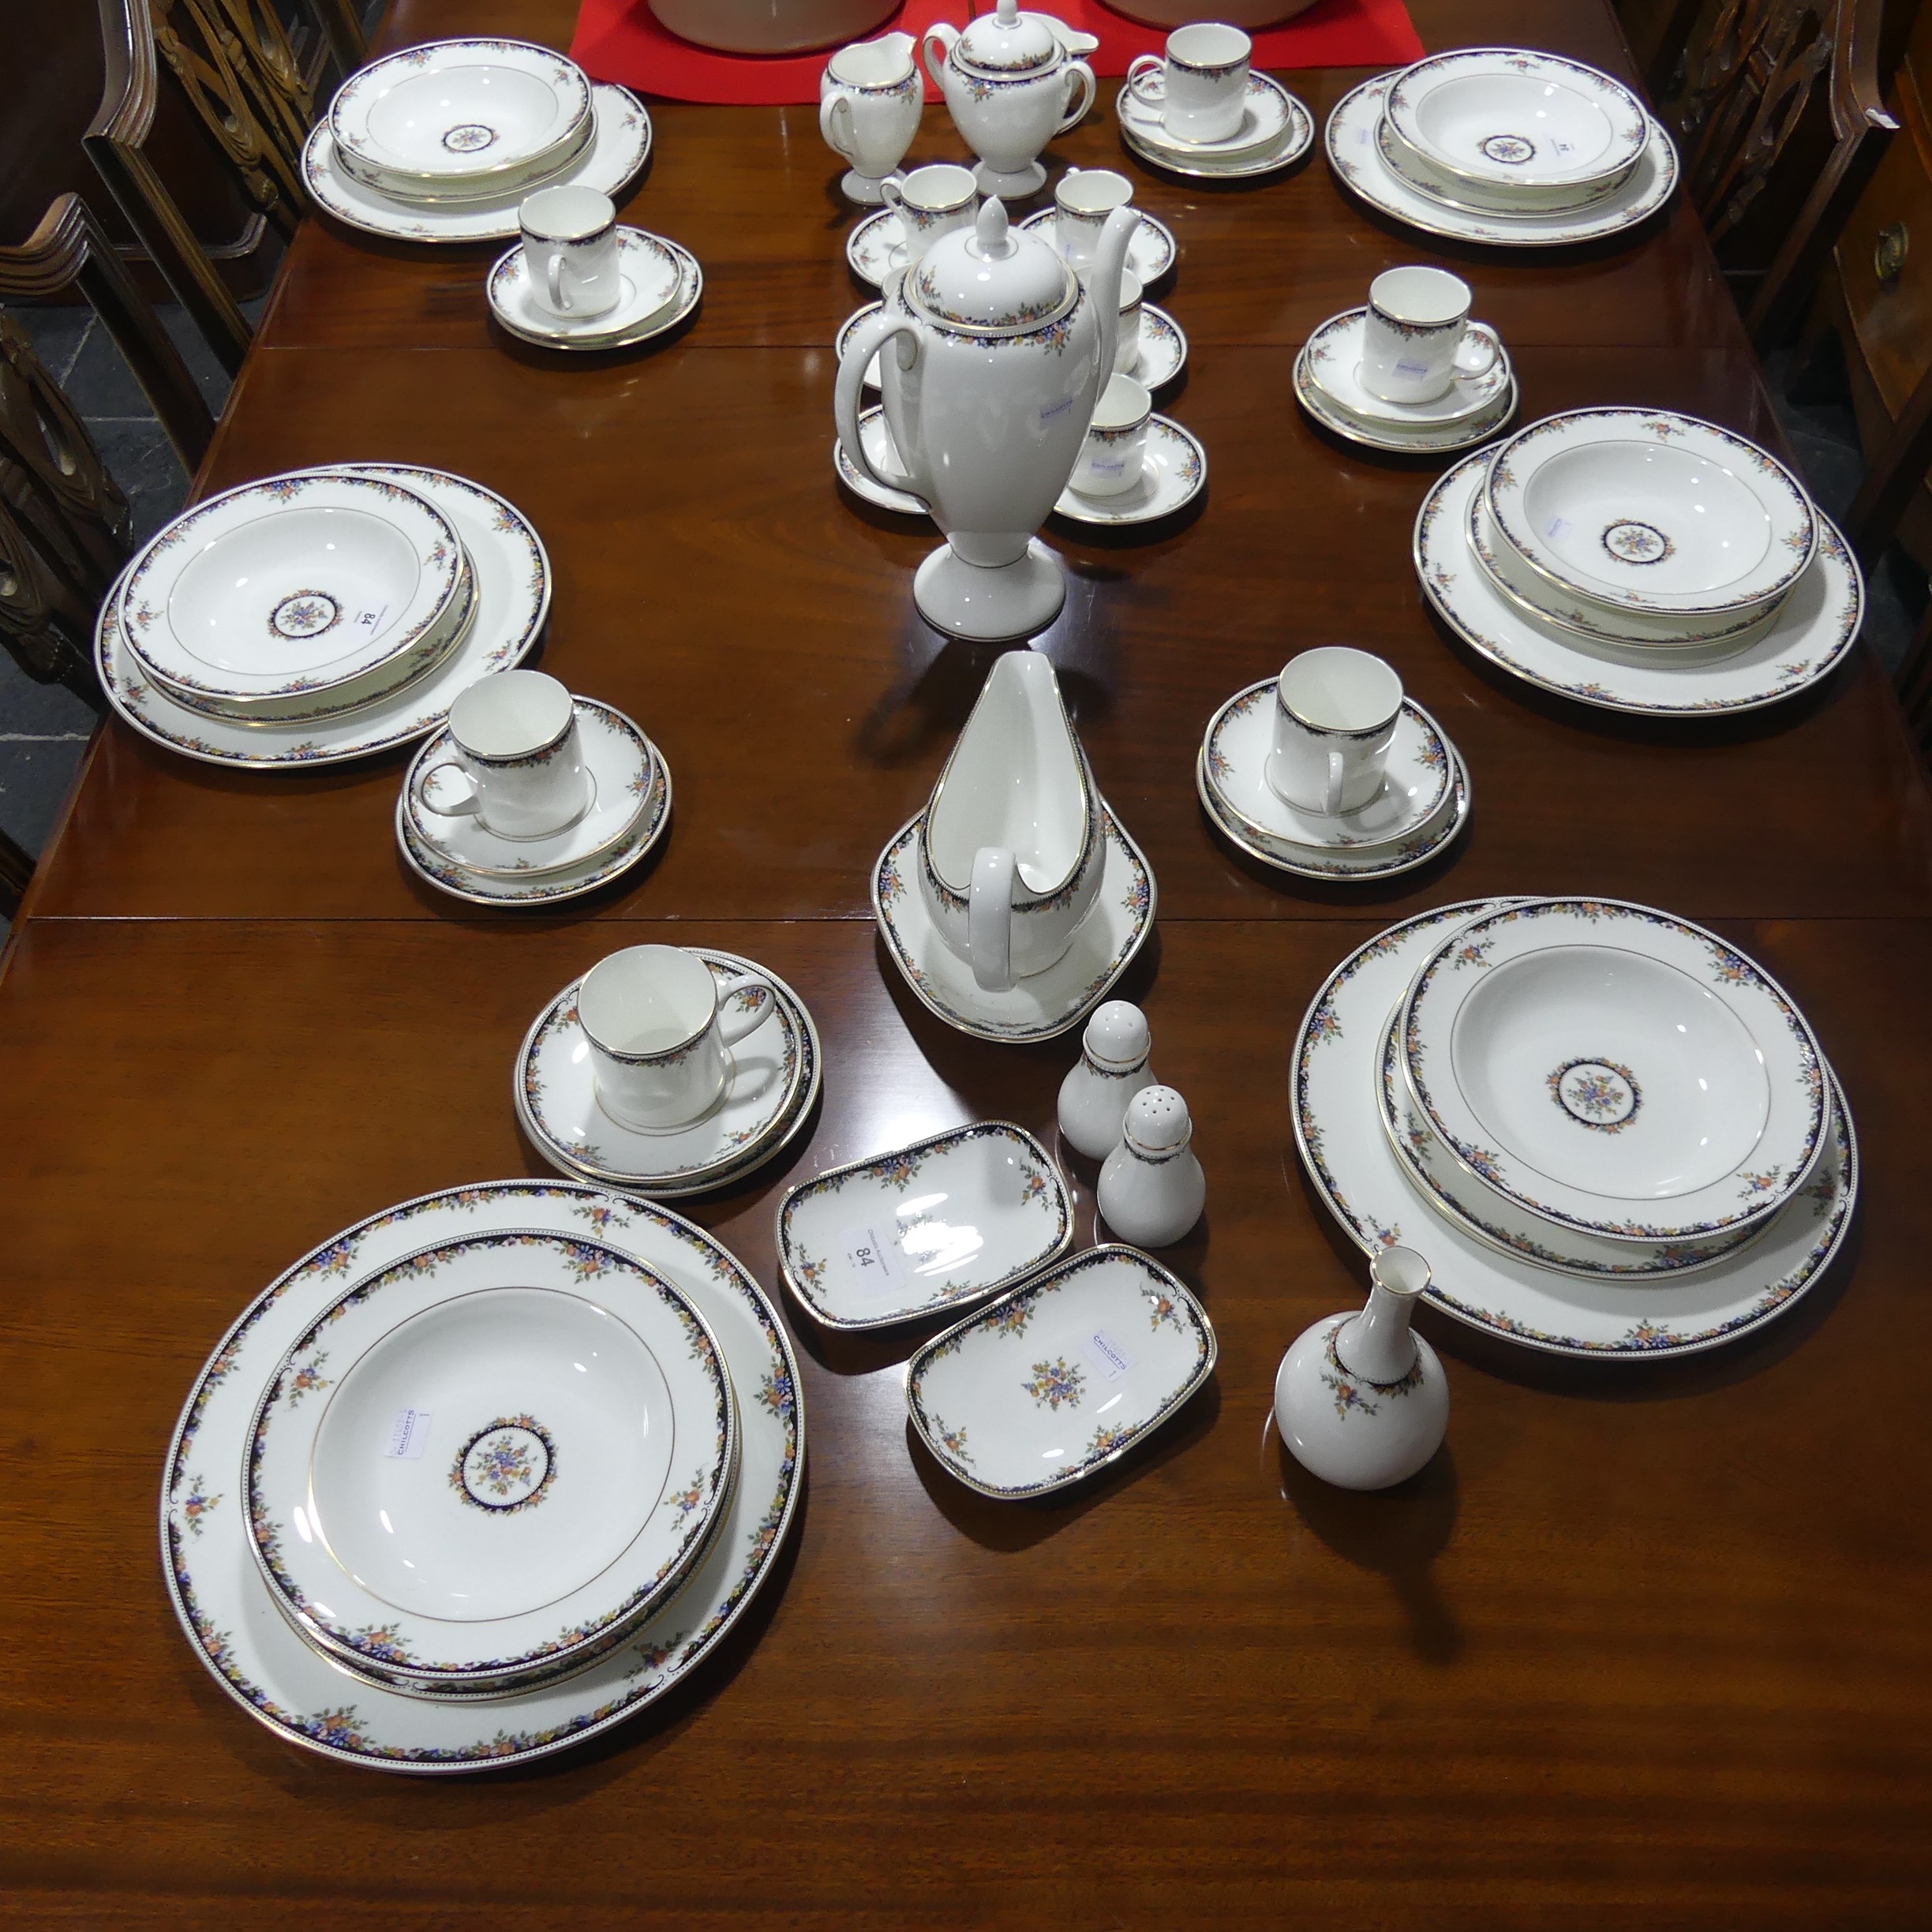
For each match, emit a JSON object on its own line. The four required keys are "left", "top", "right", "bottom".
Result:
{"left": 305, "top": 39, "right": 651, "bottom": 244}
{"left": 1294, "top": 898, "right": 1859, "bottom": 1360}
{"left": 162, "top": 1181, "right": 805, "bottom": 1772}
{"left": 1417, "top": 410, "right": 1866, "bottom": 717}
{"left": 99, "top": 462, "right": 546, "bottom": 768}
{"left": 1195, "top": 680, "right": 1470, "bottom": 881}
{"left": 1326, "top": 48, "right": 1678, "bottom": 247}
{"left": 1294, "top": 306, "right": 1516, "bottom": 456}
{"left": 487, "top": 228, "right": 702, "bottom": 351}
{"left": 1115, "top": 69, "right": 1313, "bottom": 178}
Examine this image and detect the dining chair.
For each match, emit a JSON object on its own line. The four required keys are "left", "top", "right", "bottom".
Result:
{"left": 0, "top": 312, "right": 131, "bottom": 701}
{"left": 85, "top": 0, "right": 360, "bottom": 379}
{"left": 1653, "top": 0, "right": 1896, "bottom": 346}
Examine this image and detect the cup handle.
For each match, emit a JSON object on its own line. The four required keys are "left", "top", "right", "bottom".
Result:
{"left": 411, "top": 758, "right": 481, "bottom": 818}
{"left": 968, "top": 845, "right": 1017, "bottom": 994}
{"left": 819, "top": 92, "right": 856, "bottom": 163}
{"left": 1455, "top": 325, "right": 1500, "bottom": 380}
{"left": 714, "top": 972, "right": 778, "bottom": 1046}
{"left": 545, "top": 251, "right": 572, "bottom": 315}
{"left": 1057, "top": 61, "right": 1095, "bottom": 134}
{"left": 1125, "top": 54, "right": 1165, "bottom": 105}
{"left": 1321, "top": 750, "right": 1346, "bottom": 816}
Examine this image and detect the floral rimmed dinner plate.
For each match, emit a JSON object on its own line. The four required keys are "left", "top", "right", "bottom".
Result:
{"left": 872, "top": 804, "right": 1156, "bottom": 1043}
{"left": 777, "top": 1122, "right": 1073, "bottom": 1331}
{"left": 515, "top": 950, "right": 821, "bottom": 1196}
{"left": 905, "top": 1244, "right": 1216, "bottom": 1497}
{"left": 1292, "top": 902, "right": 1858, "bottom": 1358}
{"left": 97, "top": 464, "right": 547, "bottom": 769}
{"left": 303, "top": 84, "right": 651, "bottom": 245}
{"left": 1324, "top": 76, "right": 1677, "bottom": 249}
{"left": 245, "top": 1230, "right": 735, "bottom": 1692}
{"left": 1415, "top": 448, "right": 1863, "bottom": 716}
{"left": 161, "top": 1181, "right": 803, "bottom": 1773}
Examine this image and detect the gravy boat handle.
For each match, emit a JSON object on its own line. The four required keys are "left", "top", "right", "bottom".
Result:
{"left": 968, "top": 845, "right": 1018, "bottom": 993}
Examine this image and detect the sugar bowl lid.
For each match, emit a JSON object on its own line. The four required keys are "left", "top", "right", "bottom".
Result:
{"left": 908, "top": 200, "right": 1077, "bottom": 336}
{"left": 956, "top": 0, "right": 1060, "bottom": 74}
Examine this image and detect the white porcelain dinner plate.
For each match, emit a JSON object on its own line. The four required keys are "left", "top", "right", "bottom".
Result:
{"left": 1305, "top": 308, "right": 1511, "bottom": 429}
{"left": 1326, "top": 75, "right": 1678, "bottom": 247}
{"left": 1415, "top": 447, "right": 1863, "bottom": 716}
{"left": 515, "top": 951, "right": 819, "bottom": 1196}
{"left": 406, "top": 698, "right": 653, "bottom": 877}
{"left": 304, "top": 84, "right": 651, "bottom": 244}
{"left": 1384, "top": 47, "right": 1649, "bottom": 193}
{"left": 905, "top": 1245, "right": 1216, "bottom": 1498}
{"left": 1400, "top": 897, "right": 1827, "bottom": 1245}
{"left": 487, "top": 227, "right": 684, "bottom": 346}
{"left": 245, "top": 1230, "right": 735, "bottom": 1692}
{"left": 98, "top": 464, "right": 547, "bottom": 769}
{"left": 330, "top": 38, "right": 593, "bottom": 198}
{"left": 1293, "top": 901, "right": 1858, "bottom": 1359}
{"left": 777, "top": 1123, "right": 1073, "bottom": 1331}
{"left": 162, "top": 1181, "right": 803, "bottom": 1772}
{"left": 120, "top": 471, "right": 463, "bottom": 707}
{"left": 1485, "top": 408, "right": 1815, "bottom": 620}
{"left": 873, "top": 804, "right": 1155, "bottom": 1043}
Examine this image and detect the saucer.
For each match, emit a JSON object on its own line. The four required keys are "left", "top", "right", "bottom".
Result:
{"left": 395, "top": 739, "right": 669, "bottom": 905}
{"left": 486, "top": 228, "right": 683, "bottom": 346}
{"left": 837, "top": 300, "right": 886, "bottom": 389}
{"left": 1325, "top": 75, "right": 1677, "bottom": 249}
{"left": 491, "top": 238, "right": 701, "bottom": 351}
{"left": 1203, "top": 684, "right": 1452, "bottom": 848}
{"left": 872, "top": 803, "right": 1155, "bottom": 1043}
{"left": 1293, "top": 901, "right": 1857, "bottom": 1359}
{"left": 1116, "top": 70, "right": 1311, "bottom": 167}
{"left": 1199, "top": 744, "right": 1470, "bottom": 880}
{"left": 846, "top": 208, "right": 907, "bottom": 288}
{"left": 516, "top": 951, "right": 816, "bottom": 1196}
{"left": 1304, "top": 308, "right": 1511, "bottom": 428}
{"left": 303, "top": 84, "right": 653, "bottom": 245}
{"left": 835, "top": 406, "right": 927, "bottom": 515}
{"left": 1415, "top": 449, "right": 1863, "bottom": 717}
{"left": 1052, "top": 416, "right": 1205, "bottom": 525}
{"left": 1296, "top": 345, "right": 1517, "bottom": 455}
{"left": 1015, "top": 208, "right": 1178, "bottom": 286}
{"left": 405, "top": 698, "right": 652, "bottom": 876}
{"left": 777, "top": 1121, "right": 1073, "bottom": 1331}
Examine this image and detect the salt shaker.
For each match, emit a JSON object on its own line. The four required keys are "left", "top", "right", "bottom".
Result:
{"left": 1058, "top": 999, "right": 1156, "bottom": 1159}
{"left": 1097, "top": 1085, "right": 1204, "bottom": 1247}
{"left": 1274, "top": 1245, "right": 1449, "bottom": 1491}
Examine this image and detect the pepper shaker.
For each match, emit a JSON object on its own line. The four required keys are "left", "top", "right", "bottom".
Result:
{"left": 1097, "top": 1084, "right": 1204, "bottom": 1247}
{"left": 1058, "top": 999, "right": 1156, "bottom": 1160}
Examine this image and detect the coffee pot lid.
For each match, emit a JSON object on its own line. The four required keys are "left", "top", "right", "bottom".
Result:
{"left": 908, "top": 199, "right": 1077, "bottom": 336}
{"left": 956, "top": 0, "right": 1059, "bottom": 75}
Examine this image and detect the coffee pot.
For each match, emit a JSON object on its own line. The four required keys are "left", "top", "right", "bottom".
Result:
{"left": 834, "top": 196, "right": 1138, "bottom": 641}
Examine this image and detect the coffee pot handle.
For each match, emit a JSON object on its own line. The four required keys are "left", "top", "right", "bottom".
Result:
{"left": 834, "top": 309, "right": 927, "bottom": 501}
{"left": 968, "top": 846, "right": 1017, "bottom": 994}
{"left": 1057, "top": 60, "right": 1095, "bottom": 134}
{"left": 818, "top": 92, "right": 856, "bottom": 163}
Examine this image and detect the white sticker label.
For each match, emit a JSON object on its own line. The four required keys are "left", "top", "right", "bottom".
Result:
{"left": 1087, "top": 1328, "right": 1136, "bottom": 1380}
{"left": 1394, "top": 358, "right": 1432, "bottom": 380}
{"left": 1091, "top": 456, "right": 1127, "bottom": 477}
{"left": 385, "top": 1408, "right": 432, "bottom": 1458}
{"left": 838, "top": 1222, "right": 904, "bottom": 1297}
{"left": 1552, "top": 138, "right": 1575, "bottom": 155}
{"left": 1355, "top": 122, "right": 1371, "bottom": 146}
{"left": 1543, "top": 515, "right": 1573, "bottom": 539}
{"left": 1035, "top": 394, "right": 1076, "bottom": 436}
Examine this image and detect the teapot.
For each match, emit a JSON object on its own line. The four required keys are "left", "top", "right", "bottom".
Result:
{"left": 923, "top": 0, "right": 1096, "bottom": 200}
{"left": 834, "top": 197, "right": 1138, "bottom": 640}
{"left": 919, "top": 650, "right": 1102, "bottom": 990}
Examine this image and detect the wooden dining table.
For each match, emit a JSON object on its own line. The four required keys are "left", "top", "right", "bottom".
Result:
{"left": 6, "top": 0, "right": 1931, "bottom": 1919}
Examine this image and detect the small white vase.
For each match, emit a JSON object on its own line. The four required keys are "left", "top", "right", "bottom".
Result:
{"left": 1275, "top": 1246, "right": 1449, "bottom": 1491}
{"left": 1058, "top": 999, "right": 1156, "bottom": 1159}
{"left": 1097, "top": 1084, "right": 1204, "bottom": 1247}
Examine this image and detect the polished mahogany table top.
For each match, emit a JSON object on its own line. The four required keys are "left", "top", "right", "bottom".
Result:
{"left": 6, "top": 0, "right": 1931, "bottom": 1921}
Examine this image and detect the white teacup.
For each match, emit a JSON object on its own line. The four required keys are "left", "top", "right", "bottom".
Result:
{"left": 1071, "top": 373, "right": 1151, "bottom": 498}
{"left": 520, "top": 185, "right": 621, "bottom": 322}
{"left": 577, "top": 945, "right": 778, "bottom": 1132}
{"left": 1126, "top": 23, "right": 1252, "bottom": 145}
{"left": 1361, "top": 265, "right": 1500, "bottom": 406}
{"left": 819, "top": 36, "right": 923, "bottom": 204}
{"left": 1053, "top": 167, "right": 1135, "bottom": 272}
{"left": 1114, "top": 268, "right": 1144, "bottom": 375}
{"left": 882, "top": 163, "right": 979, "bottom": 268}
{"left": 1265, "top": 648, "right": 1402, "bottom": 816}
{"left": 412, "top": 670, "right": 590, "bottom": 840}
